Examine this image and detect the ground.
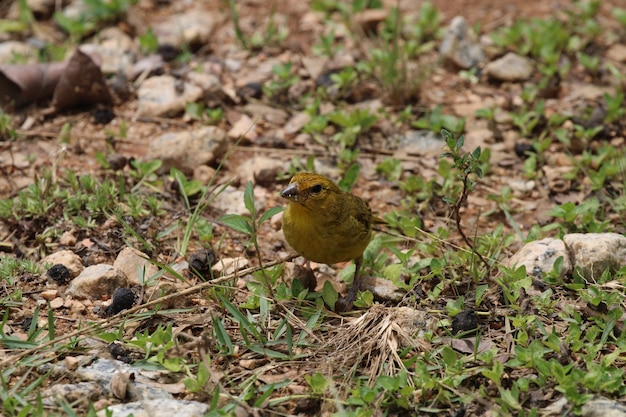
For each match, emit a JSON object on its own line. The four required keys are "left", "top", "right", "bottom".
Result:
{"left": 1, "top": 0, "right": 626, "bottom": 416}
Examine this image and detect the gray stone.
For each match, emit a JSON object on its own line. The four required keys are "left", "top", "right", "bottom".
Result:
{"left": 396, "top": 130, "right": 445, "bottom": 155}
{"left": 582, "top": 397, "right": 626, "bottom": 417}
{"left": 136, "top": 75, "right": 204, "bottom": 117}
{"left": 146, "top": 126, "right": 228, "bottom": 174}
{"left": 79, "top": 358, "right": 173, "bottom": 402}
{"left": 82, "top": 27, "right": 136, "bottom": 76}
{"left": 66, "top": 264, "right": 129, "bottom": 300}
{"left": 113, "top": 247, "right": 159, "bottom": 286}
{"left": 211, "top": 185, "right": 267, "bottom": 216}
{"left": 0, "top": 41, "right": 38, "bottom": 64}
{"left": 485, "top": 52, "right": 534, "bottom": 81}
{"left": 152, "top": 8, "right": 223, "bottom": 49}
{"left": 41, "top": 250, "right": 84, "bottom": 278}
{"left": 41, "top": 382, "right": 101, "bottom": 406}
{"left": 507, "top": 238, "right": 571, "bottom": 278}
{"left": 97, "top": 399, "right": 209, "bottom": 417}
{"left": 439, "top": 16, "right": 485, "bottom": 69}
{"left": 564, "top": 233, "right": 626, "bottom": 280}
{"left": 360, "top": 276, "right": 406, "bottom": 302}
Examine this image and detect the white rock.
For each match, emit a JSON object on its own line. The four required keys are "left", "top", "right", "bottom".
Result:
{"left": 507, "top": 238, "right": 571, "bottom": 278}
{"left": 41, "top": 250, "right": 84, "bottom": 278}
{"left": 136, "top": 75, "right": 203, "bottom": 117}
{"left": 485, "top": 52, "right": 534, "bottom": 81}
{"left": 113, "top": 247, "right": 159, "bottom": 286}
{"left": 236, "top": 156, "right": 287, "bottom": 185}
{"left": 211, "top": 185, "right": 267, "bottom": 216}
{"left": 439, "top": 16, "right": 485, "bottom": 69}
{"left": 146, "top": 126, "right": 228, "bottom": 174}
{"left": 97, "top": 399, "right": 208, "bottom": 417}
{"left": 152, "top": 8, "right": 223, "bottom": 48}
{"left": 563, "top": 233, "right": 626, "bottom": 280}
{"left": 66, "top": 264, "right": 129, "bottom": 300}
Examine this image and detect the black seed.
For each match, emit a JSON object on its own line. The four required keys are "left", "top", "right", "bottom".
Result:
{"left": 105, "top": 288, "right": 135, "bottom": 316}
{"left": 452, "top": 309, "right": 478, "bottom": 335}
{"left": 47, "top": 264, "right": 71, "bottom": 284}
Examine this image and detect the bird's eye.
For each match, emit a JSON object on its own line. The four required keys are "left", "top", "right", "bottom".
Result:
{"left": 310, "top": 184, "right": 323, "bottom": 194}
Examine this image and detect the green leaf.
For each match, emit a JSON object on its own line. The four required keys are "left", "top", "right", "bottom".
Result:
{"left": 259, "top": 206, "right": 285, "bottom": 225}
{"left": 322, "top": 281, "right": 338, "bottom": 309}
{"left": 218, "top": 295, "right": 265, "bottom": 342}
{"left": 354, "top": 290, "right": 373, "bottom": 308}
{"left": 212, "top": 315, "right": 234, "bottom": 354}
{"left": 219, "top": 214, "right": 253, "bottom": 235}
{"left": 243, "top": 181, "right": 255, "bottom": 216}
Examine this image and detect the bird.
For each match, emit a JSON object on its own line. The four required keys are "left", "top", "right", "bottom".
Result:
{"left": 280, "top": 172, "right": 381, "bottom": 311}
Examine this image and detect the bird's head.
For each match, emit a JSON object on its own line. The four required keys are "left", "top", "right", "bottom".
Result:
{"left": 280, "top": 173, "right": 341, "bottom": 205}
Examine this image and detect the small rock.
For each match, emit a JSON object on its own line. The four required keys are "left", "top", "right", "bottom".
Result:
{"left": 236, "top": 155, "right": 287, "bottom": 185}
{"left": 41, "top": 250, "right": 84, "bottom": 278}
{"left": 66, "top": 264, "right": 129, "bottom": 300}
{"left": 49, "top": 297, "right": 65, "bottom": 309}
{"left": 146, "top": 126, "right": 228, "bottom": 174}
{"left": 243, "top": 103, "right": 288, "bottom": 125}
{"left": 563, "top": 233, "right": 626, "bottom": 280}
{"left": 42, "top": 382, "right": 101, "bottom": 407}
{"left": 463, "top": 128, "right": 495, "bottom": 150}
{"left": 211, "top": 185, "right": 267, "bottom": 216}
{"left": 70, "top": 300, "right": 87, "bottom": 315}
{"left": 144, "top": 281, "right": 191, "bottom": 309}
{"left": 59, "top": 230, "right": 77, "bottom": 246}
{"left": 136, "top": 75, "right": 204, "bottom": 117}
{"left": 301, "top": 56, "right": 327, "bottom": 80}
{"left": 582, "top": 397, "right": 626, "bottom": 417}
{"left": 212, "top": 257, "right": 249, "bottom": 276}
{"left": 186, "top": 72, "right": 220, "bottom": 96}
{"left": 152, "top": 8, "right": 223, "bottom": 49}
{"left": 97, "top": 399, "right": 208, "bottom": 417}
{"left": 439, "top": 16, "right": 485, "bottom": 69}
{"left": 507, "top": 238, "right": 571, "bottom": 279}
{"left": 188, "top": 249, "right": 217, "bottom": 280}
{"left": 485, "top": 52, "right": 534, "bottom": 81}
{"left": 193, "top": 165, "right": 216, "bottom": 184}
{"left": 395, "top": 130, "right": 445, "bottom": 156}
{"left": 228, "top": 113, "right": 258, "bottom": 141}
{"left": 353, "top": 8, "right": 388, "bottom": 33}
{"left": 359, "top": 276, "right": 405, "bottom": 302}
{"left": 542, "top": 166, "right": 572, "bottom": 193}
{"left": 284, "top": 112, "right": 312, "bottom": 135}
{"left": 0, "top": 40, "right": 38, "bottom": 64}
{"left": 64, "top": 356, "right": 81, "bottom": 372}
{"left": 82, "top": 27, "right": 136, "bottom": 76}
{"left": 40, "top": 289, "right": 58, "bottom": 301}
{"left": 113, "top": 247, "right": 159, "bottom": 286}
{"left": 606, "top": 44, "right": 626, "bottom": 63}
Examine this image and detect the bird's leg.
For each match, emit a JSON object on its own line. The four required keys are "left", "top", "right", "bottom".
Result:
{"left": 335, "top": 256, "right": 363, "bottom": 312}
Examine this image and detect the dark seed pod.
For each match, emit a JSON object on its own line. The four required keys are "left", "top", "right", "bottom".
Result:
{"left": 47, "top": 264, "right": 71, "bottom": 284}
{"left": 105, "top": 288, "right": 136, "bottom": 316}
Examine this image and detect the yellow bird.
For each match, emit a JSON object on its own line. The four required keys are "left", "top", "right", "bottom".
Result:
{"left": 280, "top": 172, "right": 381, "bottom": 311}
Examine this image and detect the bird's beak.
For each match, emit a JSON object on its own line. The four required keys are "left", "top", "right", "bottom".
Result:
{"left": 280, "top": 182, "right": 299, "bottom": 201}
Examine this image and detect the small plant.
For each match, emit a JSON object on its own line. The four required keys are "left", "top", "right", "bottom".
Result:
{"left": 413, "top": 105, "right": 465, "bottom": 134}
{"left": 54, "top": 0, "right": 135, "bottom": 41}
{"left": 218, "top": 181, "right": 284, "bottom": 294}
{"left": 138, "top": 28, "right": 158, "bottom": 54}
{"left": 263, "top": 62, "right": 299, "bottom": 103}
{"left": 185, "top": 102, "right": 224, "bottom": 125}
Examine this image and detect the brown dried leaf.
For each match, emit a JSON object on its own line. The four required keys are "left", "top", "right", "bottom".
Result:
{"left": 0, "top": 62, "right": 65, "bottom": 108}
{"left": 51, "top": 49, "right": 113, "bottom": 111}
